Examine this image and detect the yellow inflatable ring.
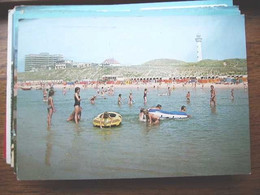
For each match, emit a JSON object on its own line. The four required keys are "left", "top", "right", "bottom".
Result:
{"left": 93, "top": 112, "right": 122, "bottom": 128}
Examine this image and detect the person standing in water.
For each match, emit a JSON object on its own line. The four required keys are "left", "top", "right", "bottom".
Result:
{"left": 47, "top": 90, "right": 55, "bottom": 127}
{"left": 231, "top": 88, "right": 234, "bottom": 101}
{"left": 62, "top": 86, "right": 67, "bottom": 95}
{"left": 186, "top": 91, "right": 191, "bottom": 102}
{"left": 210, "top": 85, "right": 216, "bottom": 106}
{"left": 67, "top": 87, "right": 81, "bottom": 124}
{"left": 74, "top": 87, "right": 81, "bottom": 124}
{"left": 143, "top": 88, "right": 148, "bottom": 104}
{"left": 139, "top": 108, "right": 146, "bottom": 122}
{"left": 118, "top": 94, "right": 122, "bottom": 105}
{"left": 143, "top": 109, "right": 160, "bottom": 125}
{"left": 128, "top": 92, "right": 133, "bottom": 105}
{"left": 90, "top": 95, "right": 96, "bottom": 104}
{"left": 167, "top": 87, "right": 171, "bottom": 96}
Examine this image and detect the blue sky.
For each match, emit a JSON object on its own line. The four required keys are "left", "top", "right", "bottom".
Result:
{"left": 17, "top": 14, "right": 246, "bottom": 72}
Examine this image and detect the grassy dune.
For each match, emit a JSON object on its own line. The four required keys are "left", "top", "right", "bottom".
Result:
{"left": 18, "top": 58, "right": 247, "bottom": 81}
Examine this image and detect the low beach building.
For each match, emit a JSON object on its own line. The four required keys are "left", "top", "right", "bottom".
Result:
{"left": 102, "top": 75, "right": 124, "bottom": 81}
{"left": 101, "top": 58, "right": 120, "bottom": 66}
{"left": 72, "top": 62, "right": 90, "bottom": 68}
{"left": 55, "top": 61, "right": 66, "bottom": 70}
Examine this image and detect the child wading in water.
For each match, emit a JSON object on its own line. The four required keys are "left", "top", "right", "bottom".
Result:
{"left": 47, "top": 90, "right": 55, "bottom": 127}
{"left": 99, "top": 112, "right": 113, "bottom": 128}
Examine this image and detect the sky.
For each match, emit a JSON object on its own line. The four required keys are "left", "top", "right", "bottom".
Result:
{"left": 17, "top": 14, "right": 246, "bottom": 72}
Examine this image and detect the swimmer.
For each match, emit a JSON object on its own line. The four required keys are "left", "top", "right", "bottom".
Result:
{"left": 180, "top": 105, "right": 191, "bottom": 117}
{"left": 181, "top": 105, "right": 187, "bottom": 112}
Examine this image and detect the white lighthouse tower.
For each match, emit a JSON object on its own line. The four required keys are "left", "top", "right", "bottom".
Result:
{"left": 195, "top": 34, "right": 203, "bottom": 61}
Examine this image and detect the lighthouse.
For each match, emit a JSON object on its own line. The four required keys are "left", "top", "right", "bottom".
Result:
{"left": 195, "top": 34, "right": 202, "bottom": 61}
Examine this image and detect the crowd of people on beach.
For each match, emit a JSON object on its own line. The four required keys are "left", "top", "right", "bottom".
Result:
{"left": 45, "top": 84, "right": 237, "bottom": 127}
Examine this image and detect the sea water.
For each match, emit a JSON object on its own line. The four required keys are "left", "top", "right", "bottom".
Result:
{"left": 17, "top": 86, "right": 251, "bottom": 179}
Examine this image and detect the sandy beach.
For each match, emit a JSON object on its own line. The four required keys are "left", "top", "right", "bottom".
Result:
{"left": 18, "top": 81, "right": 248, "bottom": 91}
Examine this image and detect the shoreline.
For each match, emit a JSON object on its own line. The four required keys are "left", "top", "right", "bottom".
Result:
{"left": 19, "top": 82, "right": 248, "bottom": 90}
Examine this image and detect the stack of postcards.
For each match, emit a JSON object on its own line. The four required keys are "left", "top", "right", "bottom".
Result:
{"left": 5, "top": 0, "right": 250, "bottom": 180}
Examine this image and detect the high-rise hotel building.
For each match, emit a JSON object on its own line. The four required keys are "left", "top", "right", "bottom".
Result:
{"left": 25, "top": 53, "right": 64, "bottom": 72}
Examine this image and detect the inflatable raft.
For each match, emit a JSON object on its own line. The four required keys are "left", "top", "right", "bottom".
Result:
{"left": 149, "top": 109, "right": 189, "bottom": 119}
{"left": 93, "top": 112, "right": 122, "bottom": 128}
{"left": 21, "top": 86, "right": 32, "bottom": 90}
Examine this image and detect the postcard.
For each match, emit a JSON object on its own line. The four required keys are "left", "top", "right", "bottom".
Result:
{"left": 5, "top": 9, "right": 14, "bottom": 165}
{"left": 6, "top": 1, "right": 242, "bottom": 166}
{"left": 7, "top": 1, "right": 250, "bottom": 180}
{"left": 6, "top": 1, "right": 242, "bottom": 165}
